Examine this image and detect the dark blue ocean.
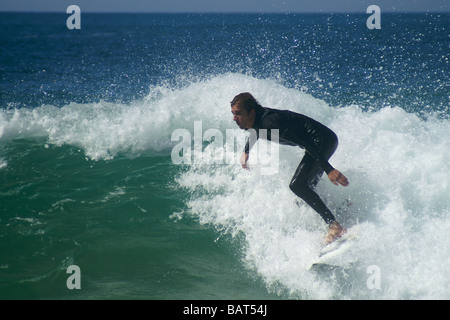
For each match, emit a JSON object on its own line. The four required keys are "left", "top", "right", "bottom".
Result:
{"left": 0, "top": 12, "right": 449, "bottom": 300}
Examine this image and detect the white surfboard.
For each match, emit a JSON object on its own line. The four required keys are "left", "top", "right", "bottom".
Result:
{"left": 311, "top": 225, "right": 361, "bottom": 267}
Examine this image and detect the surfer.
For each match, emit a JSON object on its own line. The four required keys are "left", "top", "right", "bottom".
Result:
{"left": 231, "top": 92, "right": 349, "bottom": 244}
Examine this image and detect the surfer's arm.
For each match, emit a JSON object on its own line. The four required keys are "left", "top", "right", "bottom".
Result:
{"left": 297, "top": 136, "right": 335, "bottom": 174}
{"left": 241, "top": 129, "right": 259, "bottom": 169}
{"left": 244, "top": 128, "right": 258, "bottom": 154}
{"left": 240, "top": 151, "right": 249, "bottom": 170}
{"left": 302, "top": 140, "right": 348, "bottom": 187}
{"left": 241, "top": 138, "right": 253, "bottom": 170}
{"left": 301, "top": 138, "right": 348, "bottom": 186}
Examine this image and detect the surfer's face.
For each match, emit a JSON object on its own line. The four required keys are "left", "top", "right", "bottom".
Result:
{"left": 231, "top": 104, "right": 255, "bottom": 129}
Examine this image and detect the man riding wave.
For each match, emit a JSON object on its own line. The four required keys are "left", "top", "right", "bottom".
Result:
{"left": 231, "top": 92, "right": 349, "bottom": 244}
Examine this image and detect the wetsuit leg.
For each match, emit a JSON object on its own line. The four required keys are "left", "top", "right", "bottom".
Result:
{"left": 289, "top": 138, "right": 338, "bottom": 225}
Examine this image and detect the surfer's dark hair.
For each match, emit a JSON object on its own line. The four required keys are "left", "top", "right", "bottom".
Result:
{"left": 230, "top": 92, "right": 263, "bottom": 113}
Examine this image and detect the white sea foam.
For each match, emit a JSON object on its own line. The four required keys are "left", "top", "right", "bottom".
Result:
{"left": 172, "top": 74, "right": 450, "bottom": 299}
{"left": 1, "top": 73, "right": 449, "bottom": 299}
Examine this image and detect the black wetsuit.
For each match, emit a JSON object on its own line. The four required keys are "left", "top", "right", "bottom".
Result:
{"left": 244, "top": 106, "right": 338, "bottom": 225}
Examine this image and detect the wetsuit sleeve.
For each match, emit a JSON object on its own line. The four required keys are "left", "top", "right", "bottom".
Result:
{"left": 301, "top": 139, "right": 335, "bottom": 174}
{"left": 244, "top": 139, "right": 250, "bottom": 154}
{"left": 243, "top": 129, "right": 258, "bottom": 154}
{"left": 283, "top": 111, "right": 336, "bottom": 175}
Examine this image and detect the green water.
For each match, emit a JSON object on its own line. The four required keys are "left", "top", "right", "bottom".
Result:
{"left": 0, "top": 140, "right": 280, "bottom": 299}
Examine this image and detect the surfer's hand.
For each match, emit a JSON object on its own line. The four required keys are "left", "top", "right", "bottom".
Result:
{"left": 328, "top": 169, "right": 349, "bottom": 186}
{"left": 240, "top": 152, "right": 249, "bottom": 170}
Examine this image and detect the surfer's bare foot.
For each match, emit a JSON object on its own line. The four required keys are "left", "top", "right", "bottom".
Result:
{"left": 325, "top": 221, "right": 346, "bottom": 244}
